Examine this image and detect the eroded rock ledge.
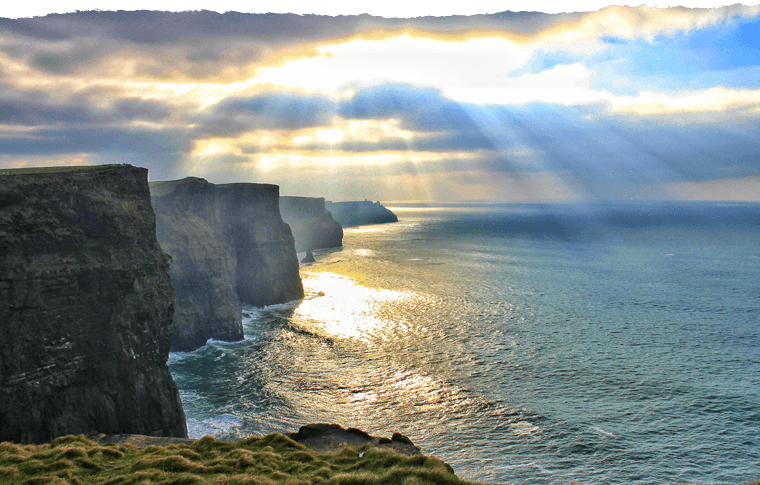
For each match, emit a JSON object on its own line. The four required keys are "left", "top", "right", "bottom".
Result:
{"left": 0, "top": 164, "right": 187, "bottom": 444}
{"left": 150, "top": 177, "right": 304, "bottom": 352}
{"left": 86, "top": 423, "right": 422, "bottom": 457}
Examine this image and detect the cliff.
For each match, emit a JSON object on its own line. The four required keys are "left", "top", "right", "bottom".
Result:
{"left": 0, "top": 164, "right": 187, "bottom": 444}
{"left": 279, "top": 196, "right": 343, "bottom": 252}
{"left": 150, "top": 178, "right": 303, "bottom": 352}
{"left": 325, "top": 200, "right": 398, "bottom": 227}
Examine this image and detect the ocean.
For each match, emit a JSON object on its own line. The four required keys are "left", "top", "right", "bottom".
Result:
{"left": 168, "top": 202, "right": 760, "bottom": 484}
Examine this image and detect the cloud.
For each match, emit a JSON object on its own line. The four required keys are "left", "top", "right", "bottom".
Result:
{"left": 539, "top": 4, "right": 760, "bottom": 45}
{"left": 210, "top": 93, "right": 337, "bottom": 130}
{"left": 338, "top": 84, "right": 482, "bottom": 132}
{"left": 0, "top": 95, "right": 172, "bottom": 126}
{"left": 2, "top": 11, "right": 344, "bottom": 44}
{"left": 609, "top": 87, "right": 760, "bottom": 117}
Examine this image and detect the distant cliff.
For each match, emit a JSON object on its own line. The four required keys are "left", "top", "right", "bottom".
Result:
{"left": 150, "top": 178, "right": 303, "bottom": 352}
{"left": 325, "top": 200, "right": 398, "bottom": 227}
{"left": 279, "top": 196, "right": 343, "bottom": 252}
{"left": 0, "top": 165, "right": 187, "bottom": 444}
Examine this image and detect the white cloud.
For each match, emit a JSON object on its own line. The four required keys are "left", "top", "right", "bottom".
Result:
{"left": 540, "top": 4, "right": 760, "bottom": 44}
{"left": 445, "top": 62, "right": 606, "bottom": 105}
{"left": 609, "top": 87, "right": 760, "bottom": 117}
{"left": 254, "top": 34, "right": 533, "bottom": 93}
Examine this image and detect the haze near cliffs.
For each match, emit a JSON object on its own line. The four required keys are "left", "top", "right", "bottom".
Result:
{"left": 150, "top": 177, "right": 304, "bottom": 352}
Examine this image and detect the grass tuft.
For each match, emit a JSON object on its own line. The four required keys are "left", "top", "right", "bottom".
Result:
{"left": 0, "top": 433, "right": 483, "bottom": 485}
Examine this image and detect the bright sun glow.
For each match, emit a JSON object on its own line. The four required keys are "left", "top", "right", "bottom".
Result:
{"left": 293, "top": 272, "right": 412, "bottom": 342}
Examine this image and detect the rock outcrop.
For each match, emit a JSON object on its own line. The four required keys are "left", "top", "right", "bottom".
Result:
{"left": 325, "top": 200, "right": 398, "bottom": 227}
{"left": 150, "top": 177, "right": 303, "bottom": 352}
{"left": 0, "top": 164, "right": 187, "bottom": 444}
{"left": 279, "top": 196, "right": 343, "bottom": 252}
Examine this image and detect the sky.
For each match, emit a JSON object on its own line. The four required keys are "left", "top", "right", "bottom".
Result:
{"left": 1, "top": 2, "right": 760, "bottom": 202}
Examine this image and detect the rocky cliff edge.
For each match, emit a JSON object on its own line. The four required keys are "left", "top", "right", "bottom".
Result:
{"left": 0, "top": 164, "right": 187, "bottom": 444}
{"left": 150, "top": 177, "right": 304, "bottom": 352}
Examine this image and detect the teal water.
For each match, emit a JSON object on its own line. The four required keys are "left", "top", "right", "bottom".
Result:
{"left": 168, "top": 202, "right": 760, "bottom": 484}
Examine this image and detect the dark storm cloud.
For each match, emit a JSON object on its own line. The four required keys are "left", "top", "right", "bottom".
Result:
{"left": 0, "top": 126, "right": 191, "bottom": 156}
{"left": 0, "top": 99, "right": 95, "bottom": 126}
{"left": 0, "top": 96, "right": 172, "bottom": 126}
{"left": 1, "top": 10, "right": 570, "bottom": 43}
{"left": 0, "top": 11, "right": 367, "bottom": 43}
{"left": 30, "top": 43, "right": 107, "bottom": 74}
{"left": 191, "top": 93, "right": 338, "bottom": 137}
{"left": 338, "top": 84, "right": 482, "bottom": 133}
{"left": 211, "top": 93, "right": 337, "bottom": 130}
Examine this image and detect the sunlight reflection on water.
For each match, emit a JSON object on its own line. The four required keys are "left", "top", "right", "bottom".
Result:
{"left": 293, "top": 272, "right": 412, "bottom": 342}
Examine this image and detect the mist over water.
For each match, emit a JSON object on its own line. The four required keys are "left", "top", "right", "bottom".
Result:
{"left": 168, "top": 202, "right": 760, "bottom": 484}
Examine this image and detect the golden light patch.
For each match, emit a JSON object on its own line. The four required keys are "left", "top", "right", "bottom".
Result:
{"left": 253, "top": 33, "right": 533, "bottom": 93}
{"left": 191, "top": 138, "right": 244, "bottom": 158}
{"left": 609, "top": 87, "right": 760, "bottom": 116}
{"left": 242, "top": 118, "right": 422, "bottom": 151}
{"left": 539, "top": 4, "right": 760, "bottom": 45}
{"left": 294, "top": 272, "right": 412, "bottom": 342}
{"left": 247, "top": 150, "right": 479, "bottom": 169}
{"left": 0, "top": 153, "right": 95, "bottom": 170}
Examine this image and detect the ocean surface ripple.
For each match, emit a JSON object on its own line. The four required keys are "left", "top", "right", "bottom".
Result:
{"left": 169, "top": 202, "right": 760, "bottom": 484}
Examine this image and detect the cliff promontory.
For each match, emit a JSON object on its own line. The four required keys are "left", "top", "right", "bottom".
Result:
{"left": 150, "top": 178, "right": 303, "bottom": 352}
{"left": 0, "top": 165, "right": 187, "bottom": 444}
{"left": 325, "top": 200, "right": 398, "bottom": 227}
{"left": 279, "top": 196, "right": 343, "bottom": 252}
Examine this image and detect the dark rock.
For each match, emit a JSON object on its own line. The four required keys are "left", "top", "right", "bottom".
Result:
{"left": 280, "top": 196, "right": 343, "bottom": 252}
{"left": 325, "top": 200, "right": 398, "bottom": 227}
{"left": 150, "top": 177, "right": 304, "bottom": 352}
{"left": 288, "top": 423, "right": 421, "bottom": 456}
{"left": 392, "top": 432, "right": 415, "bottom": 446}
{"left": 301, "top": 249, "right": 316, "bottom": 264}
{"left": 0, "top": 164, "right": 187, "bottom": 444}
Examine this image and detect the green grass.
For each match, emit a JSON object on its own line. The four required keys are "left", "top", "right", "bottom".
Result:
{"left": 0, "top": 434, "right": 485, "bottom": 485}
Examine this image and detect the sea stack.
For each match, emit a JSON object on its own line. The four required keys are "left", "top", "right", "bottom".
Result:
{"left": 150, "top": 177, "right": 304, "bottom": 352}
{"left": 0, "top": 165, "right": 187, "bottom": 444}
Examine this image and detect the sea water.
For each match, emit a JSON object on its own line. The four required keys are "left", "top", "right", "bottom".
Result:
{"left": 168, "top": 202, "right": 760, "bottom": 484}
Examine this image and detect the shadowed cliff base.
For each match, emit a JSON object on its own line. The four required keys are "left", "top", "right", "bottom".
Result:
{"left": 325, "top": 200, "right": 398, "bottom": 227}
{"left": 150, "top": 177, "right": 304, "bottom": 352}
{"left": 0, "top": 164, "right": 187, "bottom": 444}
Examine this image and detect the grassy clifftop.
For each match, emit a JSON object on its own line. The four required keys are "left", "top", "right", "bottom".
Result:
{"left": 0, "top": 432, "right": 483, "bottom": 485}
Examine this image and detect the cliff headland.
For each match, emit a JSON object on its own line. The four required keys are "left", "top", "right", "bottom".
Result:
{"left": 325, "top": 200, "right": 398, "bottom": 227}
{"left": 0, "top": 165, "right": 187, "bottom": 444}
{"left": 150, "top": 177, "right": 303, "bottom": 352}
{"left": 279, "top": 196, "right": 343, "bottom": 252}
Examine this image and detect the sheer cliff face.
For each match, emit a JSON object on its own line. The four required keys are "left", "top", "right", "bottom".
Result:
{"left": 0, "top": 165, "right": 187, "bottom": 444}
{"left": 279, "top": 196, "right": 343, "bottom": 252}
{"left": 150, "top": 178, "right": 303, "bottom": 352}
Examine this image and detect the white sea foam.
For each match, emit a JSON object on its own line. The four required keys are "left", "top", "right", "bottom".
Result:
{"left": 590, "top": 426, "right": 616, "bottom": 438}
{"left": 187, "top": 413, "right": 244, "bottom": 439}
